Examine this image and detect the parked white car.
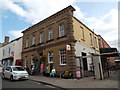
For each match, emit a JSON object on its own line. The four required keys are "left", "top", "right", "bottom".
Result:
{"left": 2, "top": 66, "right": 28, "bottom": 81}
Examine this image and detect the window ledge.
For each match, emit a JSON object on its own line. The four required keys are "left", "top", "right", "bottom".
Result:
{"left": 38, "top": 42, "right": 44, "bottom": 45}
{"left": 46, "top": 39, "right": 54, "bottom": 43}
{"left": 24, "top": 47, "right": 29, "bottom": 49}
{"left": 48, "top": 62, "right": 53, "bottom": 63}
{"left": 57, "top": 35, "right": 66, "bottom": 40}
{"left": 60, "top": 64, "right": 66, "bottom": 66}
{"left": 30, "top": 44, "right": 36, "bottom": 47}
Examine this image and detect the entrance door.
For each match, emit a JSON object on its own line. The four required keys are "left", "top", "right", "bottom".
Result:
{"left": 82, "top": 52, "right": 88, "bottom": 70}
{"left": 82, "top": 52, "right": 89, "bottom": 77}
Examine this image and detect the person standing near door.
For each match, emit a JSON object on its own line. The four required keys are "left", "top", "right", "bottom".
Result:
{"left": 45, "top": 64, "right": 50, "bottom": 77}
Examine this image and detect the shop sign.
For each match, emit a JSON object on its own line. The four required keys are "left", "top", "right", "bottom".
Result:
{"left": 66, "top": 44, "right": 71, "bottom": 51}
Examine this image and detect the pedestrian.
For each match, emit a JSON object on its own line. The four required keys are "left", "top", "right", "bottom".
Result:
{"left": 45, "top": 64, "right": 50, "bottom": 77}
{"left": 50, "top": 67, "right": 56, "bottom": 77}
{"left": 26, "top": 65, "right": 30, "bottom": 74}
{"left": 31, "top": 65, "right": 34, "bottom": 75}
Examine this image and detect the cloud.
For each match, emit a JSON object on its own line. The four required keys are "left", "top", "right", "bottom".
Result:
{"left": 9, "top": 30, "right": 23, "bottom": 38}
{"left": 1, "top": 0, "right": 75, "bottom": 24}
{"left": 73, "top": 4, "right": 118, "bottom": 48}
{"left": 86, "top": 9, "right": 118, "bottom": 47}
{"left": 1, "top": 0, "right": 118, "bottom": 48}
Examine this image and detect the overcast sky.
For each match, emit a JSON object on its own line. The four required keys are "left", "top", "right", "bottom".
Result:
{"left": 0, "top": 0, "right": 119, "bottom": 49}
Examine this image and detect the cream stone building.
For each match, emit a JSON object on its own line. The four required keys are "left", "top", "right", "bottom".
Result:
{"left": 22, "top": 5, "right": 103, "bottom": 79}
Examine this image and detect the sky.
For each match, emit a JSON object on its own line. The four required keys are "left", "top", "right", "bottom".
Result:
{"left": 0, "top": 0, "right": 119, "bottom": 49}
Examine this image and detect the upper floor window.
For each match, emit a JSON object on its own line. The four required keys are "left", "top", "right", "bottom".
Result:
{"left": 48, "top": 28, "right": 53, "bottom": 40}
{"left": 8, "top": 47, "right": 11, "bottom": 56}
{"left": 40, "top": 32, "right": 44, "bottom": 43}
{"left": 59, "top": 49, "right": 66, "bottom": 65}
{"left": 31, "top": 55, "right": 34, "bottom": 65}
{"left": 25, "top": 38, "right": 29, "bottom": 48}
{"left": 59, "top": 24, "right": 65, "bottom": 37}
{"left": 94, "top": 37, "right": 97, "bottom": 47}
{"left": 100, "top": 39, "right": 103, "bottom": 48}
{"left": 2, "top": 49, "right": 5, "bottom": 57}
{"left": 90, "top": 33, "right": 93, "bottom": 45}
{"left": 80, "top": 26, "right": 85, "bottom": 40}
{"left": 48, "top": 51, "right": 53, "bottom": 63}
{"left": 25, "top": 56, "right": 28, "bottom": 67}
{"left": 32, "top": 35, "right": 36, "bottom": 45}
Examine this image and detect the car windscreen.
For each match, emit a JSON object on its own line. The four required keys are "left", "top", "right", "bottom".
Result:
{"left": 12, "top": 67, "right": 25, "bottom": 71}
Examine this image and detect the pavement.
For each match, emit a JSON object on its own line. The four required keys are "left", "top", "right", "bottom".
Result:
{"left": 28, "top": 70, "right": 119, "bottom": 89}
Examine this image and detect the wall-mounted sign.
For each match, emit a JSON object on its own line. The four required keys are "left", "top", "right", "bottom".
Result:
{"left": 66, "top": 44, "right": 71, "bottom": 51}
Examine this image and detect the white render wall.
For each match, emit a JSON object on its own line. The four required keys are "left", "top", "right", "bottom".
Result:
{"left": 75, "top": 41, "right": 95, "bottom": 71}
{"left": 1, "top": 37, "right": 22, "bottom": 66}
{"left": 1, "top": 42, "right": 15, "bottom": 59}
{"left": 13, "top": 38, "right": 22, "bottom": 65}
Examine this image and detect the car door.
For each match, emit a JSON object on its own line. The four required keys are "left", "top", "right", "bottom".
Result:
{"left": 7, "top": 67, "right": 12, "bottom": 78}
{"left": 4, "top": 67, "right": 10, "bottom": 78}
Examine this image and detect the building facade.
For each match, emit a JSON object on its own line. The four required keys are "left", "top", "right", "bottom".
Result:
{"left": 0, "top": 37, "right": 23, "bottom": 66}
{"left": 22, "top": 6, "right": 102, "bottom": 78}
{"left": 98, "top": 35, "right": 115, "bottom": 64}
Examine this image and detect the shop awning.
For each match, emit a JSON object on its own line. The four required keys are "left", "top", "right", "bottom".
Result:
{"left": 100, "top": 48, "right": 120, "bottom": 57}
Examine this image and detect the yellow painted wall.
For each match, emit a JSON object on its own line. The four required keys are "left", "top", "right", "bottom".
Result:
{"left": 72, "top": 17, "right": 99, "bottom": 53}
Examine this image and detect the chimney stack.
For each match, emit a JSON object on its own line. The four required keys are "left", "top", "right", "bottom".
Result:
{"left": 4, "top": 36, "right": 9, "bottom": 43}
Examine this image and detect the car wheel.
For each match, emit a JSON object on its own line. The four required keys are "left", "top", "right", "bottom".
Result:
{"left": 10, "top": 76, "right": 14, "bottom": 82}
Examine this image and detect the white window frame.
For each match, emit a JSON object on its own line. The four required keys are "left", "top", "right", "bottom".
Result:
{"left": 25, "top": 38, "right": 29, "bottom": 48}
{"left": 32, "top": 35, "right": 36, "bottom": 45}
{"left": 8, "top": 47, "right": 11, "bottom": 56}
{"left": 59, "top": 49, "right": 66, "bottom": 65}
{"left": 59, "top": 24, "right": 65, "bottom": 37}
{"left": 25, "top": 56, "right": 28, "bottom": 67}
{"left": 31, "top": 55, "right": 34, "bottom": 65}
{"left": 2, "top": 49, "right": 5, "bottom": 57}
{"left": 40, "top": 32, "right": 44, "bottom": 43}
{"left": 48, "top": 28, "right": 53, "bottom": 40}
{"left": 48, "top": 51, "right": 53, "bottom": 63}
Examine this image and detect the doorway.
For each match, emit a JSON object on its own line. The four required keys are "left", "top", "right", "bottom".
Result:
{"left": 82, "top": 52, "right": 88, "bottom": 70}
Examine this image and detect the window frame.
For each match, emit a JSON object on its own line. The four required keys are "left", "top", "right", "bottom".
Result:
{"left": 94, "top": 37, "right": 97, "bottom": 47}
{"left": 59, "top": 24, "right": 65, "bottom": 37}
{"left": 48, "top": 51, "right": 53, "bottom": 63}
{"left": 90, "top": 33, "right": 93, "bottom": 45}
{"left": 8, "top": 47, "right": 11, "bottom": 56}
{"left": 2, "top": 49, "right": 5, "bottom": 57}
{"left": 40, "top": 32, "right": 44, "bottom": 43}
{"left": 32, "top": 35, "right": 36, "bottom": 45}
{"left": 80, "top": 26, "right": 85, "bottom": 41}
{"left": 59, "top": 49, "right": 66, "bottom": 65}
{"left": 48, "top": 28, "right": 53, "bottom": 40}
{"left": 24, "top": 56, "right": 28, "bottom": 67}
{"left": 25, "top": 38, "right": 29, "bottom": 48}
{"left": 31, "top": 55, "right": 34, "bottom": 65}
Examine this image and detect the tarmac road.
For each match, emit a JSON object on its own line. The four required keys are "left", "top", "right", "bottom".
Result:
{"left": 2, "top": 78, "right": 60, "bottom": 89}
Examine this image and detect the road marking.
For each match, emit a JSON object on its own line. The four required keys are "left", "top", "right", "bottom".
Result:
{"left": 45, "top": 85, "right": 56, "bottom": 88}
{"left": 31, "top": 81, "right": 42, "bottom": 85}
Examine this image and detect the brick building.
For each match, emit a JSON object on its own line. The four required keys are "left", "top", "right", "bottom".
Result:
{"left": 22, "top": 6, "right": 101, "bottom": 78}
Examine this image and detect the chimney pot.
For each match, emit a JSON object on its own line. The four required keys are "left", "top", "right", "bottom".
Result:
{"left": 4, "top": 36, "right": 9, "bottom": 43}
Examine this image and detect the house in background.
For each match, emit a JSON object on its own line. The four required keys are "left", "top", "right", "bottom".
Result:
{"left": 97, "top": 35, "right": 119, "bottom": 78}
{"left": 98, "top": 35, "right": 115, "bottom": 65}
{"left": 0, "top": 36, "right": 23, "bottom": 66}
{"left": 22, "top": 5, "right": 103, "bottom": 79}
